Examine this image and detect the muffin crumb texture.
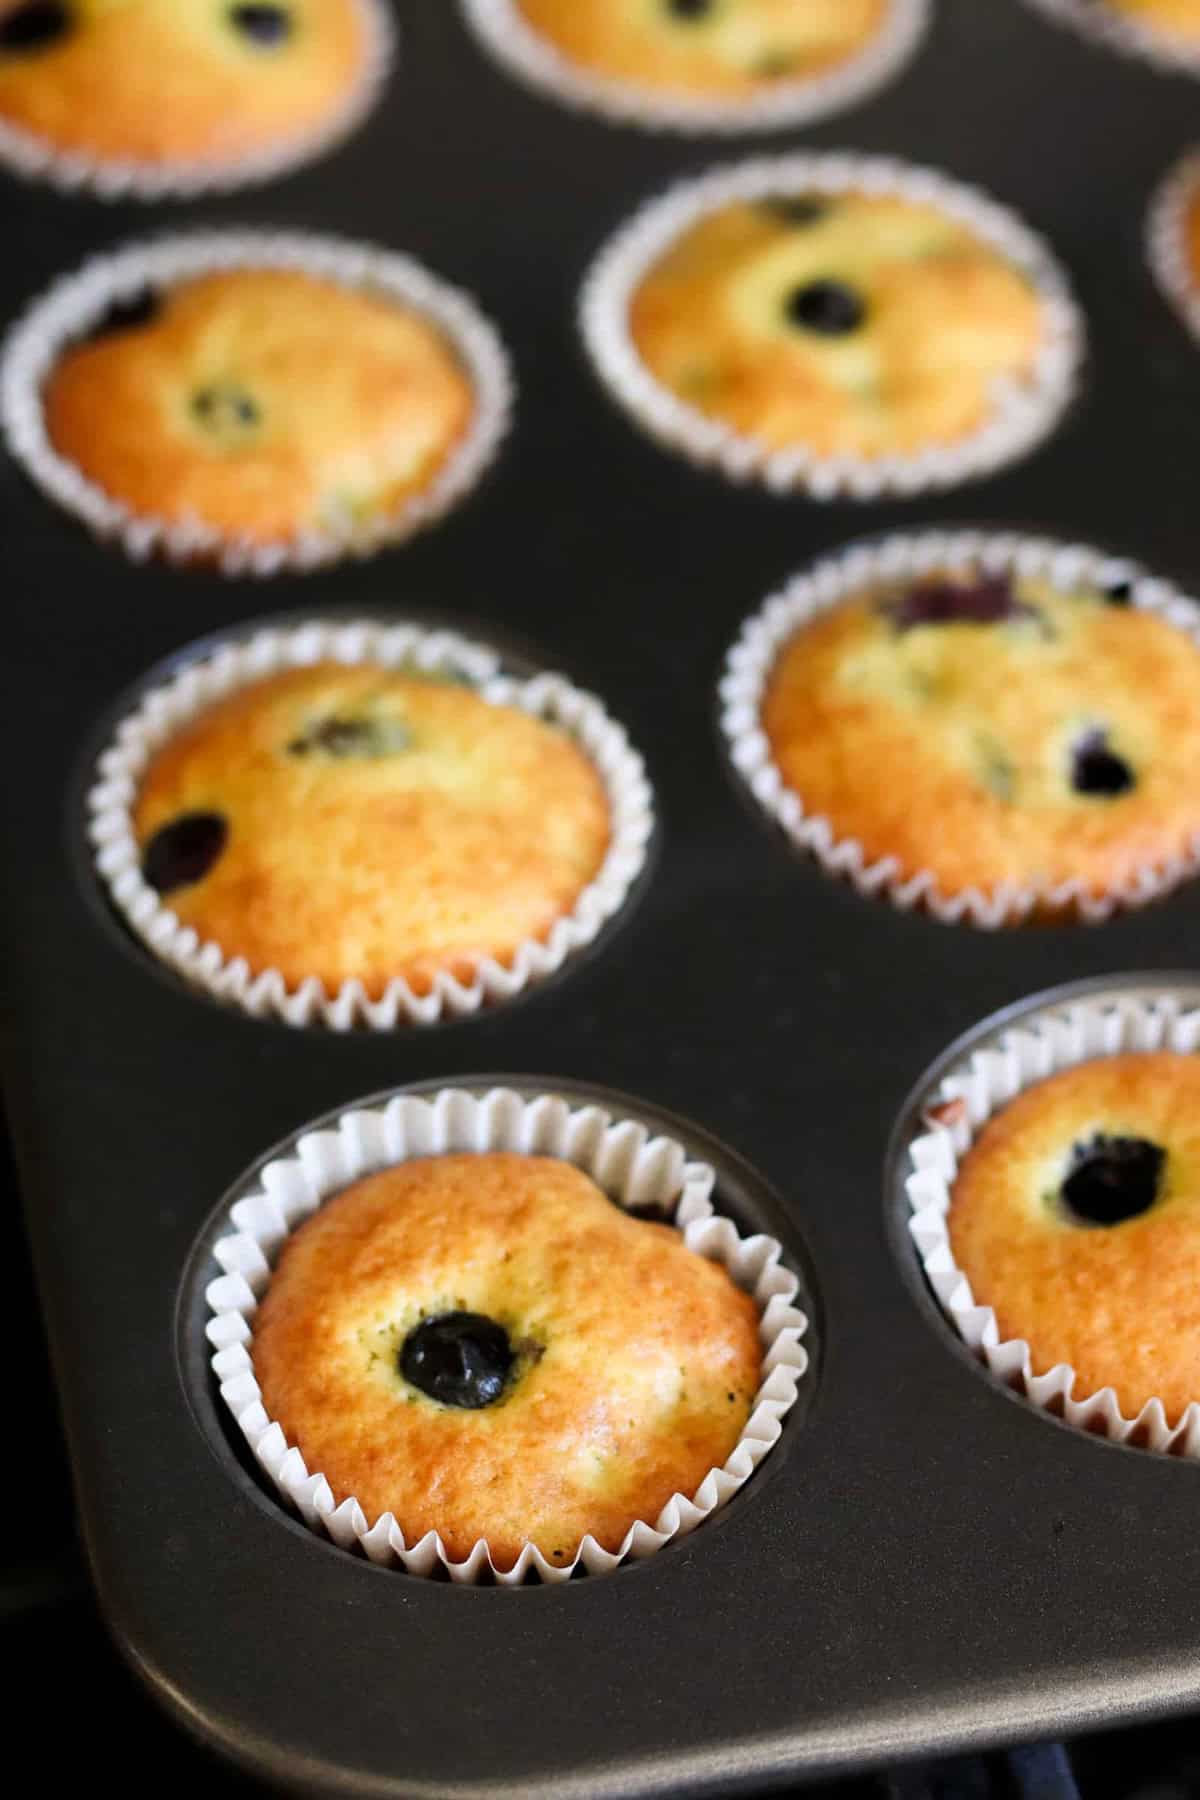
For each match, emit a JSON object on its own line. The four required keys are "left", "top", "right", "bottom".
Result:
{"left": 251, "top": 1152, "right": 763, "bottom": 1569}
{"left": 44, "top": 269, "right": 474, "bottom": 545}
{"left": 133, "top": 663, "right": 611, "bottom": 996}
{"left": 0, "top": 0, "right": 374, "bottom": 166}
{"left": 629, "top": 192, "right": 1043, "bottom": 460}
{"left": 949, "top": 1052, "right": 1200, "bottom": 1423}
{"left": 760, "top": 566, "right": 1200, "bottom": 904}
{"left": 513, "top": 0, "right": 889, "bottom": 98}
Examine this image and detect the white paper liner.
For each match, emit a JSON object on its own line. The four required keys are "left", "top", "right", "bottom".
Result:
{"left": 906, "top": 988, "right": 1200, "bottom": 1456}
{"left": 0, "top": 0, "right": 395, "bottom": 199}
{"left": 0, "top": 230, "right": 513, "bottom": 577}
{"left": 205, "top": 1086, "right": 809, "bottom": 1583}
{"left": 87, "top": 619, "right": 654, "bottom": 1028}
{"left": 460, "top": 0, "right": 930, "bottom": 135}
{"left": 719, "top": 529, "right": 1200, "bottom": 925}
{"left": 579, "top": 155, "right": 1084, "bottom": 499}
{"left": 1147, "top": 147, "right": 1200, "bottom": 341}
{"left": 1019, "top": 0, "right": 1200, "bottom": 77}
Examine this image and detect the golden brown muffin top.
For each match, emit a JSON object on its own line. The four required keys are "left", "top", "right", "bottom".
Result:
{"left": 515, "top": 0, "right": 888, "bottom": 99}
{"left": 1105, "top": 0, "right": 1200, "bottom": 38}
{"left": 761, "top": 567, "right": 1200, "bottom": 904}
{"left": 628, "top": 192, "right": 1044, "bottom": 460}
{"left": 949, "top": 1053, "right": 1200, "bottom": 1423}
{"left": 134, "top": 663, "right": 611, "bottom": 997}
{"left": 44, "top": 268, "right": 474, "bottom": 545}
{"left": 252, "top": 1152, "right": 763, "bottom": 1569}
{"left": 0, "top": 0, "right": 372, "bottom": 165}
{"left": 1181, "top": 181, "right": 1200, "bottom": 292}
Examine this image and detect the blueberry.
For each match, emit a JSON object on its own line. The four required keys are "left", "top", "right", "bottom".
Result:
{"left": 888, "top": 575, "right": 1034, "bottom": 631}
{"left": 784, "top": 279, "right": 866, "bottom": 336}
{"left": 286, "top": 715, "right": 412, "bottom": 758}
{"left": 1071, "top": 729, "right": 1135, "bottom": 797}
{"left": 191, "top": 384, "right": 261, "bottom": 437}
{"left": 82, "top": 288, "right": 161, "bottom": 346}
{"left": 1061, "top": 1135, "right": 1163, "bottom": 1226}
{"left": 227, "top": 2, "right": 292, "bottom": 44}
{"left": 400, "top": 1312, "right": 515, "bottom": 1410}
{"left": 664, "top": 0, "right": 715, "bottom": 17}
{"left": 0, "top": 2, "right": 71, "bottom": 52}
{"left": 761, "top": 196, "right": 830, "bottom": 228}
{"left": 142, "top": 812, "right": 228, "bottom": 895}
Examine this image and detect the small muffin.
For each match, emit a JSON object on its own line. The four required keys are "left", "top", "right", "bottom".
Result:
{"left": 760, "top": 564, "right": 1200, "bottom": 904}
{"left": 949, "top": 1053, "right": 1200, "bottom": 1423}
{"left": 513, "top": 0, "right": 890, "bottom": 100}
{"left": 133, "top": 663, "right": 611, "bottom": 996}
{"left": 0, "top": 0, "right": 379, "bottom": 172}
{"left": 628, "top": 191, "right": 1045, "bottom": 460}
{"left": 251, "top": 1151, "right": 763, "bottom": 1569}
{"left": 43, "top": 268, "right": 475, "bottom": 546}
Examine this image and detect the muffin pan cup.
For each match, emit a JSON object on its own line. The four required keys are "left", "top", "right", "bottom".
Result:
{"left": 579, "top": 152, "right": 1084, "bottom": 501}
{"left": 207, "top": 1085, "right": 808, "bottom": 1583}
{"left": 460, "top": 0, "right": 932, "bottom": 136}
{"left": 719, "top": 529, "right": 1200, "bottom": 926}
{"left": 13, "top": 4, "right": 1200, "bottom": 1794}
{"left": 0, "top": 0, "right": 396, "bottom": 199}
{"left": 905, "top": 985, "right": 1200, "bottom": 1455}
{"left": 0, "top": 229, "right": 514, "bottom": 576}
{"left": 1019, "top": 0, "right": 1200, "bottom": 78}
{"left": 87, "top": 617, "right": 654, "bottom": 1028}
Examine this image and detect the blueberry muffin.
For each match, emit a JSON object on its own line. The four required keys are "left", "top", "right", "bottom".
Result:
{"left": 512, "top": 0, "right": 890, "bottom": 100}
{"left": 251, "top": 1151, "right": 763, "bottom": 1568}
{"left": 628, "top": 191, "right": 1045, "bottom": 460}
{"left": 133, "top": 664, "right": 611, "bottom": 996}
{"left": 0, "top": 0, "right": 378, "bottom": 171}
{"left": 43, "top": 269, "right": 475, "bottom": 546}
{"left": 949, "top": 1053, "right": 1200, "bottom": 1422}
{"left": 760, "top": 564, "right": 1200, "bottom": 904}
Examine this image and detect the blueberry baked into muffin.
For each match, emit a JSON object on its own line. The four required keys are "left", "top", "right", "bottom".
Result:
{"left": 0, "top": 0, "right": 381, "bottom": 174}
{"left": 628, "top": 190, "right": 1045, "bottom": 461}
{"left": 251, "top": 1151, "right": 763, "bottom": 1567}
{"left": 133, "top": 664, "right": 611, "bottom": 996}
{"left": 43, "top": 269, "right": 475, "bottom": 546}
{"left": 759, "top": 563, "right": 1200, "bottom": 905}
{"left": 949, "top": 1053, "right": 1200, "bottom": 1421}
{"left": 509, "top": 0, "right": 891, "bottom": 101}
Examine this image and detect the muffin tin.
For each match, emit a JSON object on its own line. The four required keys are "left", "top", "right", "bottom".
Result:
{"left": 8, "top": 2, "right": 1200, "bottom": 1793}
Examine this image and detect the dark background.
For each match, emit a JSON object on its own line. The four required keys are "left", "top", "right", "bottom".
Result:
{"left": 8, "top": 1, "right": 1200, "bottom": 1794}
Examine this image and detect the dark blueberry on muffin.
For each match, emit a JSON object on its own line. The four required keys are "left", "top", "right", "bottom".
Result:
{"left": 785, "top": 278, "right": 867, "bottom": 336}
{"left": 0, "top": 2, "right": 71, "bottom": 54}
{"left": 400, "top": 1312, "right": 516, "bottom": 1410}
{"left": 1060, "top": 1134, "right": 1164, "bottom": 1226}
{"left": 1071, "top": 729, "right": 1135, "bottom": 797}
{"left": 142, "top": 811, "right": 229, "bottom": 895}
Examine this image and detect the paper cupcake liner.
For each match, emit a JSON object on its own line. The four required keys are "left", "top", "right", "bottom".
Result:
{"left": 719, "top": 529, "right": 1200, "bottom": 925}
{"left": 0, "top": 230, "right": 513, "bottom": 577}
{"left": 1148, "top": 148, "right": 1200, "bottom": 340}
{"left": 579, "top": 154, "right": 1084, "bottom": 500}
{"left": 205, "top": 1086, "right": 809, "bottom": 1584}
{"left": 906, "top": 984, "right": 1200, "bottom": 1456}
{"left": 460, "top": 0, "right": 930, "bottom": 135}
{"left": 0, "top": 0, "right": 395, "bottom": 199}
{"left": 1019, "top": 0, "right": 1200, "bottom": 77}
{"left": 87, "top": 619, "right": 654, "bottom": 1028}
